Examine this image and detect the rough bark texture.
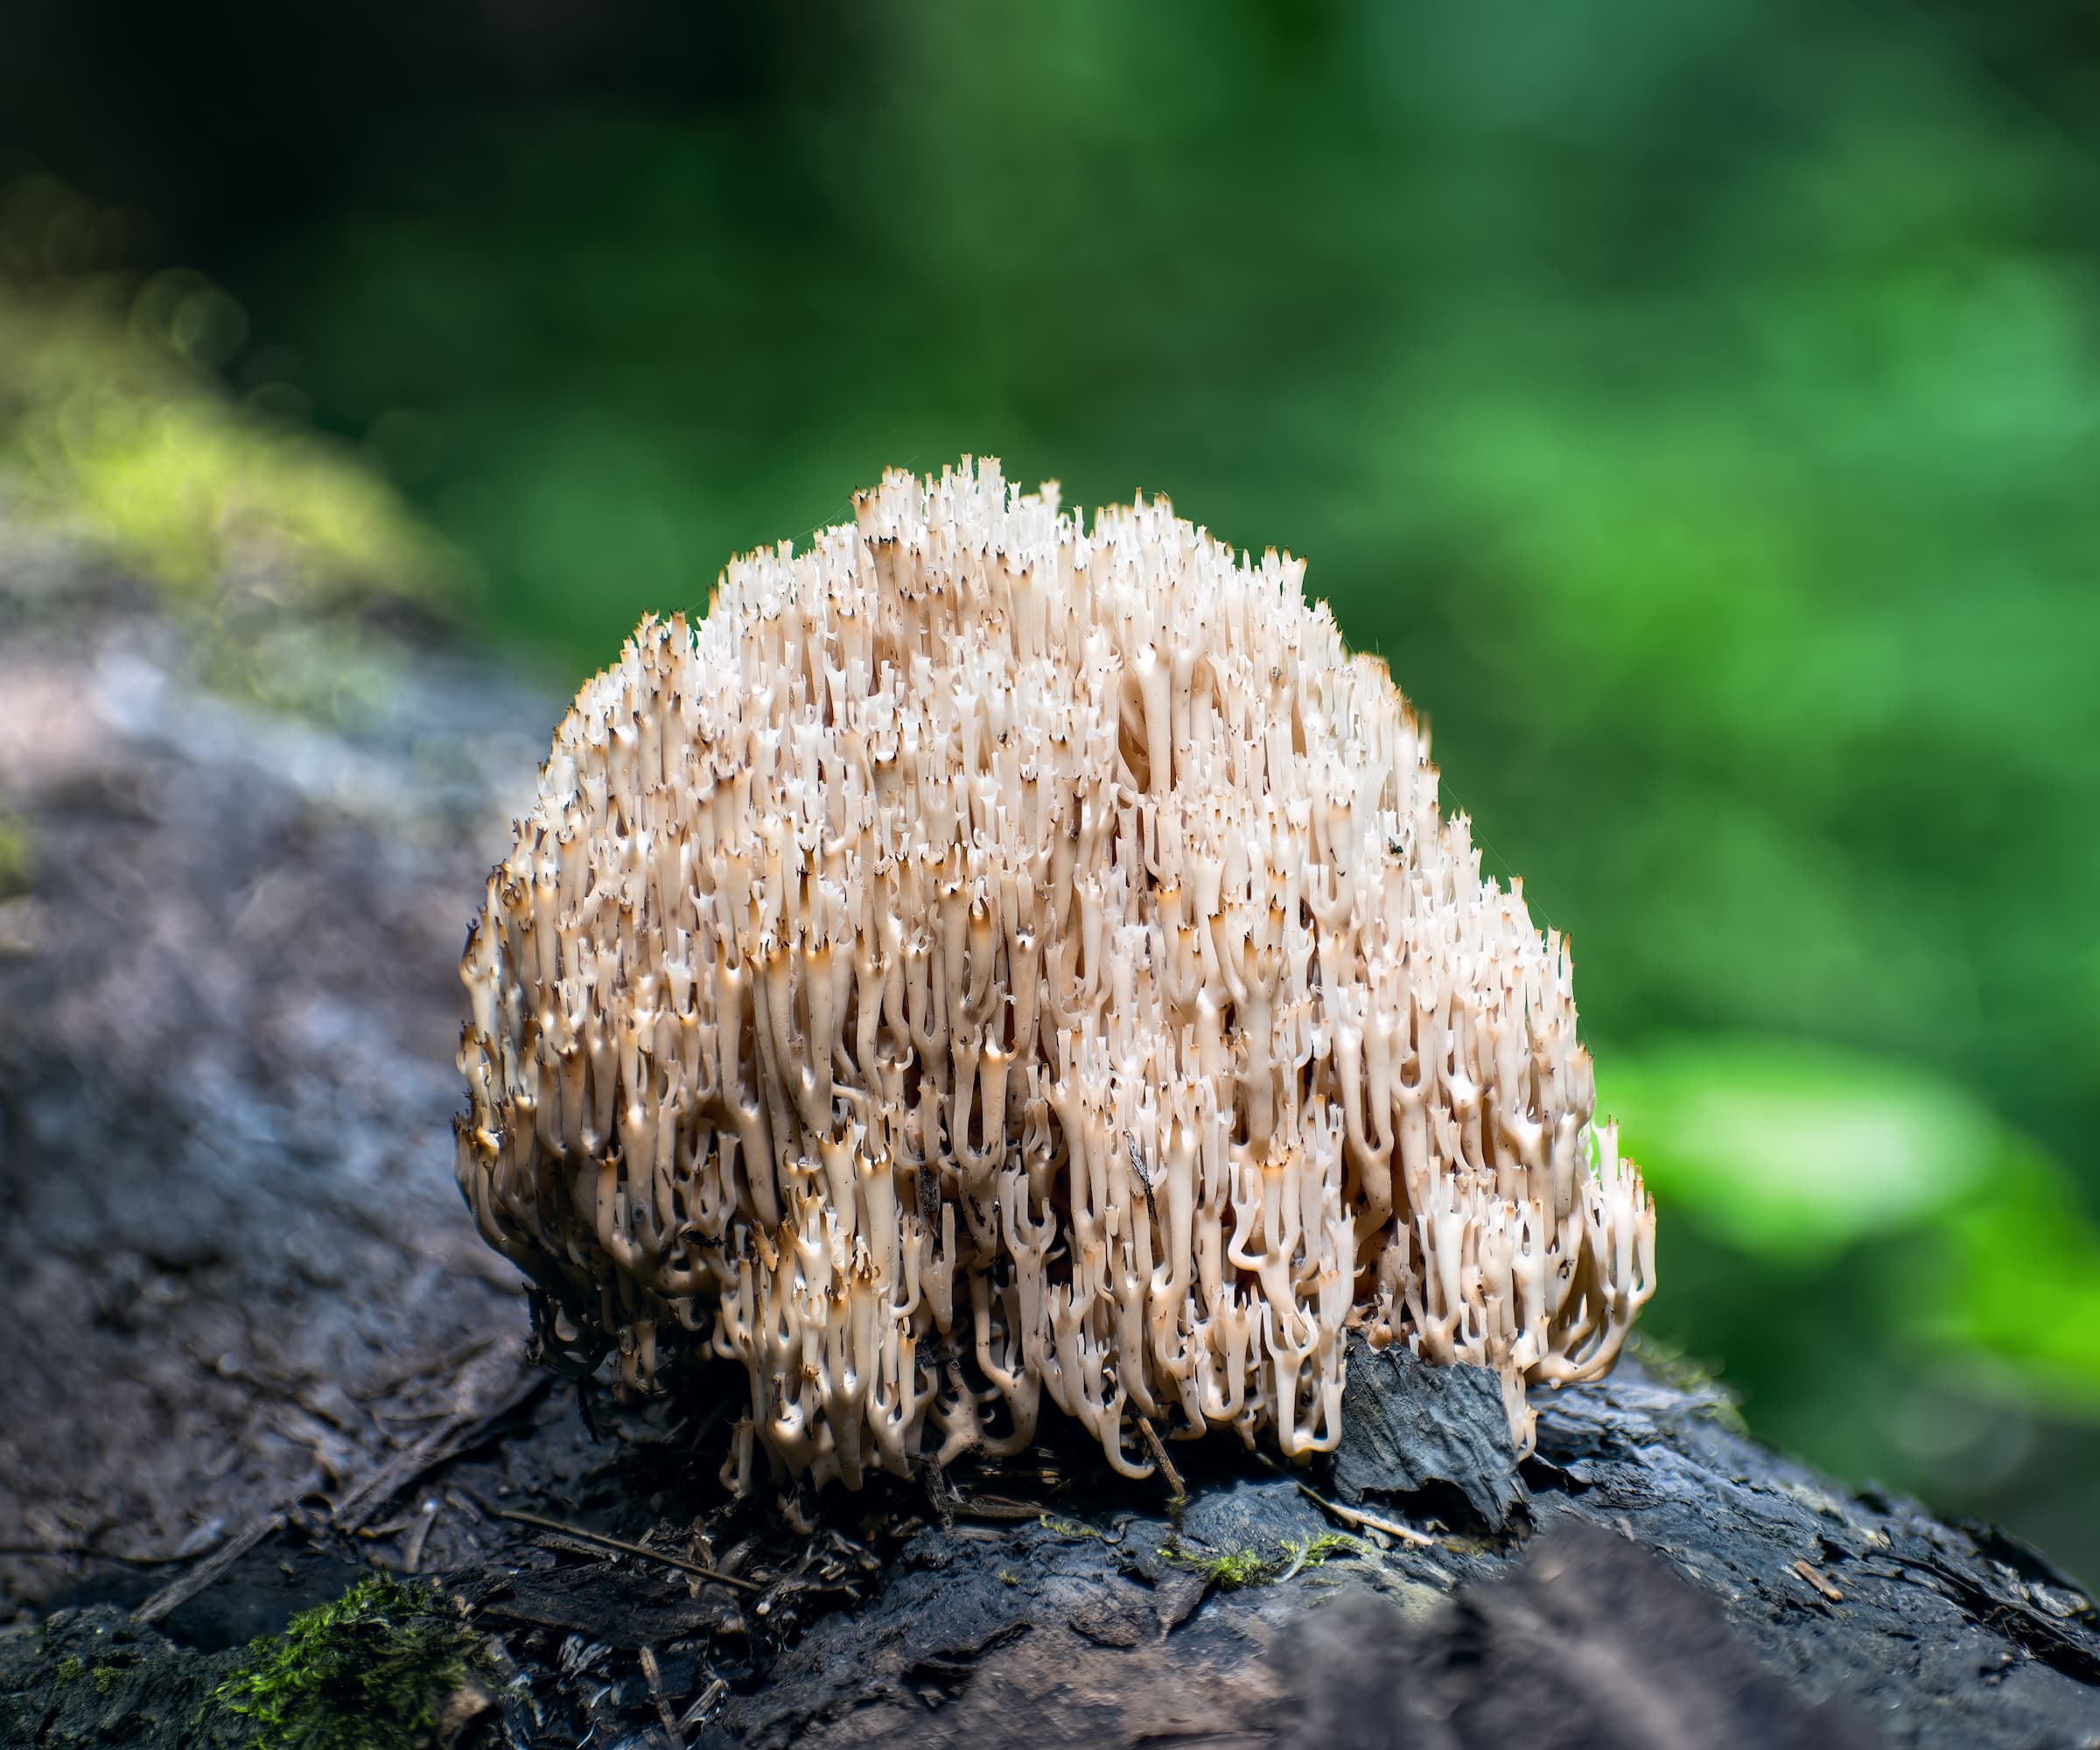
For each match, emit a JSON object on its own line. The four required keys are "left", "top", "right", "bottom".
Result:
{"left": 1, "top": 541, "right": 2095, "bottom": 1748}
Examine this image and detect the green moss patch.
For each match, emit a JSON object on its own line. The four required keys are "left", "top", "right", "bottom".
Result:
{"left": 0, "top": 262, "right": 452, "bottom": 616}
{"left": 211, "top": 1575, "right": 483, "bottom": 1750}
{"left": 0, "top": 808, "right": 31, "bottom": 900}
{"left": 1161, "top": 1530, "right": 1363, "bottom": 1592}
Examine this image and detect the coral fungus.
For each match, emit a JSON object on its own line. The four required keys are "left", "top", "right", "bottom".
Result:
{"left": 456, "top": 458, "right": 1655, "bottom": 1492}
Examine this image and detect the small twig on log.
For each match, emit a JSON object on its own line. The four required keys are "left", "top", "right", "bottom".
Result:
{"left": 677, "top": 1677, "right": 728, "bottom": 1732}
{"left": 1794, "top": 1558, "right": 1844, "bottom": 1603}
{"left": 402, "top": 1497, "right": 441, "bottom": 1573}
{"left": 922, "top": 1453, "right": 956, "bottom": 1531}
{"left": 639, "top": 1645, "right": 684, "bottom": 1750}
{"left": 1289, "top": 1479, "right": 1438, "bottom": 1547}
{"left": 334, "top": 1370, "right": 548, "bottom": 1532}
{"left": 0, "top": 1544, "right": 184, "bottom": 1568}
{"left": 949, "top": 1494, "right": 1049, "bottom": 1522}
{"left": 494, "top": 1509, "right": 762, "bottom": 1592}
{"left": 134, "top": 1512, "right": 285, "bottom": 1625}
{"left": 1134, "top": 1416, "right": 1186, "bottom": 1502}
{"left": 358, "top": 1334, "right": 504, "bottom": 1399}
{"left": 526, "top": 1530, "right": 624, "bottom": 1566}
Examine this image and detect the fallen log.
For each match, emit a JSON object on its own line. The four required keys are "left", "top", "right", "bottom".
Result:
{"left": 0, "top": 539, "right": 2093, "bottom": 1748}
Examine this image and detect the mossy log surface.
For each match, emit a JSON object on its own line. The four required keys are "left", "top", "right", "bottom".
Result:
{"left": 0, "top": 538, "right": 2095, "bottom": 1748}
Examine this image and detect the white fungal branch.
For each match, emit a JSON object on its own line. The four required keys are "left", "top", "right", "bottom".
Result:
{"left": 456, "top": 458, "right": 1656, "bottom": 1492}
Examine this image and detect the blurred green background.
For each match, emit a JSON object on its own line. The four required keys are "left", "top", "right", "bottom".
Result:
{"left": 4, "top": 0, "right": 2097, "bottom": 1578}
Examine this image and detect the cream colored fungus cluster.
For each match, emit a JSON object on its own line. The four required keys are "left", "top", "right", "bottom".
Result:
{"left": 456, "top": 459, "right": 1656, "bottom": 1494}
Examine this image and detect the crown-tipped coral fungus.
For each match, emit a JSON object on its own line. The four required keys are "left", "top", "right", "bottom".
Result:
{"left": 456, "top": 458, "right": 1655, "bottom": 1494}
